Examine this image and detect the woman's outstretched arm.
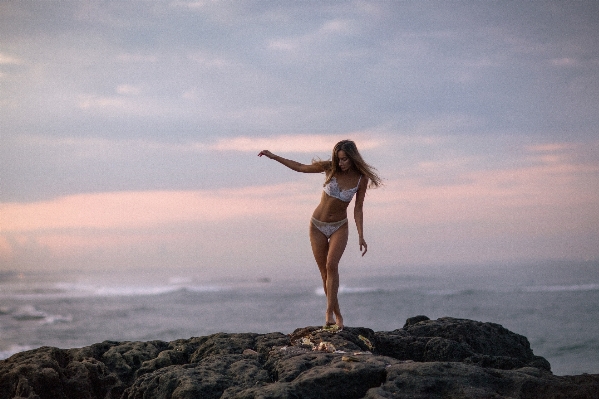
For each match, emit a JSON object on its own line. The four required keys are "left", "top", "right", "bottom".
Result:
{"left": 258, "top": 150, "right": 324, "bottom": 173}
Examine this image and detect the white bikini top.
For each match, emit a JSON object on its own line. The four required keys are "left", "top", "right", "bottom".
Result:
{"left": 323, "top": 175, "right": 362, "bottom": 202}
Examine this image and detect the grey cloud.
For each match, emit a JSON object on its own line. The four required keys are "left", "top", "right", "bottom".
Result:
{"left": 1, "top": 0, "right": 598, "bottom": 201}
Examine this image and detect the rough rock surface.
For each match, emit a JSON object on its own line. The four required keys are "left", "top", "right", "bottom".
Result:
{"left": 1, "top": 317, "right": 598, "bottom": 399}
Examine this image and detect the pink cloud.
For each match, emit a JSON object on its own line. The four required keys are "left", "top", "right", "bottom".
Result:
{"left": 0, "top": 183, "right": 319, "bottom": 258}
{"left": 2, "top": 145, "right": 597, "bottom": 267}
{"left": 1, "top": 183, "right": 317, "bottom": 233}
{"left": 373, "top": 161, "right": 598, "bottom": 229}
{"left": 210, "top": 134, "right": 383, "bottom": 153}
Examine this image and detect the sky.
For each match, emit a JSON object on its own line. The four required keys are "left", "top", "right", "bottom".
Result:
{"left": 1, "top": 1, "right": 598, "bottom": 279}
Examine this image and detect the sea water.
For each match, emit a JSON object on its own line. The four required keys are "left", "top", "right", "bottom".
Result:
{"left": 0, "top": 261, "right": 597, "bottom": 376}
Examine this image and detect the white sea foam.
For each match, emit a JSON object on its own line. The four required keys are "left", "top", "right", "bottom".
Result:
{"left": 85, "top": 284, "right": 183, "bottom": 297}
{"left": 2, "top": 281, "right": 225, "bottom": 299}
{"left": 10, "top": 305, "right": 72, "bottom": 324}
{"left": 41, "top": 313, "right": 73, "bottom": 324}
{"left": 314, "top": 285, "right": 380, "bottom": 296}
{"left": 12, "top": 305, "right": 47, "bottom": 320}
{"left": 522, "top": 283, "right": 599, "bottom": 293}
{"left": 425, "top": 289, "right": 477, "bottom": 296}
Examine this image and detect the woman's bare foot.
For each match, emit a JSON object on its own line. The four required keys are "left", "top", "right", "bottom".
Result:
{"left": 325, "top": 310, "right": 335, "bottom": 327}
{"left": 324, "top": 310, "right": 335, "bottom": 326}
{"left": 334, "top": 313, "right": 344, "bottom": 329}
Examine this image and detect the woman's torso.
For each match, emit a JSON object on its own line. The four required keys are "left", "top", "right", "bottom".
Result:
{"left": 312, "top": 172, "right": 362, "bottom": 222}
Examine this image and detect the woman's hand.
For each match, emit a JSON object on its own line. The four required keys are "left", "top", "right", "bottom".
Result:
{"left": 258, "top": 150, "right": 275, "bottom": 159}
{"left": 359, "top": 237, "right": 368, "bottom": 256}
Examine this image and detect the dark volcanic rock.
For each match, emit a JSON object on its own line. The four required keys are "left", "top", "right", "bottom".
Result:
{"left": 366, "top": 361, "right": 599, "bottom": 399}
{"left": 1, "top": 317, "right": 598, "bottom": 399}
{"left": 0, "top": 345, "right": 124, "bottom": 399}
{"left": 124, "top": 354, "right": 271, "bottom": 399}
{"left": 234, "top": 353, "right": 389, "bottom": 399}
{"left": 375, "top": 317, "right": 550, "bottom": 371}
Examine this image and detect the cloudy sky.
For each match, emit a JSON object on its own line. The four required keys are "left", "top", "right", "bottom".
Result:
{"left": 1, "top": 1, "right": 598, "bottom": 279}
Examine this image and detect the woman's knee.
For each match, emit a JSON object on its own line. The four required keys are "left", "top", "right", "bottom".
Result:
{"left": 325, "top": 261, "right": 339, "bottom": 274}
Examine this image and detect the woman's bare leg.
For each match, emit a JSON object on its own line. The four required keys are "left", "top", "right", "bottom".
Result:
{"left": 310, "top": 221, "right": 349, "bottom": 328}
{"left": 309, "top": 222, "right": 333, "bottom": 324}
{"left": 325, "top": 224, "right": 348, "bottom": 328}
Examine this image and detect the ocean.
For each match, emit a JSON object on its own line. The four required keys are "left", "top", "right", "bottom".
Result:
{"left": 0, "top": 260, "right": 597, "bottom": 376}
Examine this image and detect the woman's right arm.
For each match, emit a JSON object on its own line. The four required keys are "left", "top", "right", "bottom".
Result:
{"left": 258, "top": 150, "right": 324, "bottom": 173}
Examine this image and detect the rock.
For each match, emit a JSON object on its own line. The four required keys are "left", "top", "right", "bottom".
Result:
{"left": 365, "top": 361, "right": 599, "bottom": 399}
{"left": 1, "top": 316, "right": 598, "bottom": 399}
{"left": 124, "top": 354, "right": 271, "bottom": 399}
{"left": 403, "top": 314, "right": 430, "bottom": 327}
{"left": 101, "top": 341, "right": 169, "bottom": 385}
{"left": 232, "top": 354, "right": 389, "bottom": 399}
{"left": 0, "top": 345, "right": 124, "bottom": 399}
{"left": 375, "top": 317, "right": 547, "bottom": 371}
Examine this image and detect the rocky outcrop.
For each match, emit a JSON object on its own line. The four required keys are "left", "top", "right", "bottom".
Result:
{"left": 376, "top": 316, "right": 552, "bottom": 371}
{"left": 1, "top": 317, "right": 597, "bottom": 399}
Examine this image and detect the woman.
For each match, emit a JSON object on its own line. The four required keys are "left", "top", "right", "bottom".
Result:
{"left": 258, "top": 140, "right": 381, "bottom": 329}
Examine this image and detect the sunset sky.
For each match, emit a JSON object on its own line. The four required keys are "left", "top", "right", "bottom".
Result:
{"left": 1, "top": 1, "right": 598, "bottom": 279}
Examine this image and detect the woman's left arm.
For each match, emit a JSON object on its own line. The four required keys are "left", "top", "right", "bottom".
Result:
{"left": 354, "top": 176, "right": 369, "bottom": 256}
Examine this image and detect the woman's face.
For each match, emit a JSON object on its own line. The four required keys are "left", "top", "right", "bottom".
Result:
{"left": 337, "top": 150, "right": 352, "bottom": 172}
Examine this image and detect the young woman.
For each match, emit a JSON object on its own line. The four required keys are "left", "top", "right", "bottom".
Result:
{"left": 258, "top": 140, "right": 381, "bottom": 329}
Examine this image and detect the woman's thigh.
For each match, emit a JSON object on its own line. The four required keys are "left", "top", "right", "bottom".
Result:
{"left": 327, "top": 223, "right": 349, "bottom": 269}
{"left": 309, "top": 222, "right": 329, "bottom": 268}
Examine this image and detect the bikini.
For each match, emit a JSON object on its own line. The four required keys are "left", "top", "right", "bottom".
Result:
{"left": 311, "top": 175, "right": 362, "bottom": 238}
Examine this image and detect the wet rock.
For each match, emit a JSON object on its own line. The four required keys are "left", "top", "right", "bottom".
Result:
{"left": 1, "top": 317, "right": 598, "bottom": 399}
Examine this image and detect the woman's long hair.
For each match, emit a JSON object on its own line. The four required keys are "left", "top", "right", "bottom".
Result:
{"left": 313, "top": 140, "right": 382, "bottom": 189}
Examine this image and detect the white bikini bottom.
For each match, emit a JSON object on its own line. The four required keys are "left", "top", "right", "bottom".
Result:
{"left": 311, "top": 217, "right": 348, "bottom": 239}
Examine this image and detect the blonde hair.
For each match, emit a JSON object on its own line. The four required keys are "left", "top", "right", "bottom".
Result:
{"left": 312, "top": 140, "right": 382, "bottom": 189}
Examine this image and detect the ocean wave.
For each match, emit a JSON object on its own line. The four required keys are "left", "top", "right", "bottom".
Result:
{"left": 314, "top": 285, "right": 381, "bottom": 296}
{"left": 75, "top": 284, "right": 184, "bottom": 297}
{"left": 4, "top": 281, "right": 225, "bottom": 299}
{"left": 181, "top": 285, "right": 223, "bottom": 294}
{"left": 11, "top": 305, "right": 72, "bottom": 324}
{"left": 521, "top": 283, "right": 599, "bottom": 293}
{"left": 12, "top": 305, "right": 47, "bottom": 320}
{"left": 425, "top": 289, "right": 478, "bottom": 296}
